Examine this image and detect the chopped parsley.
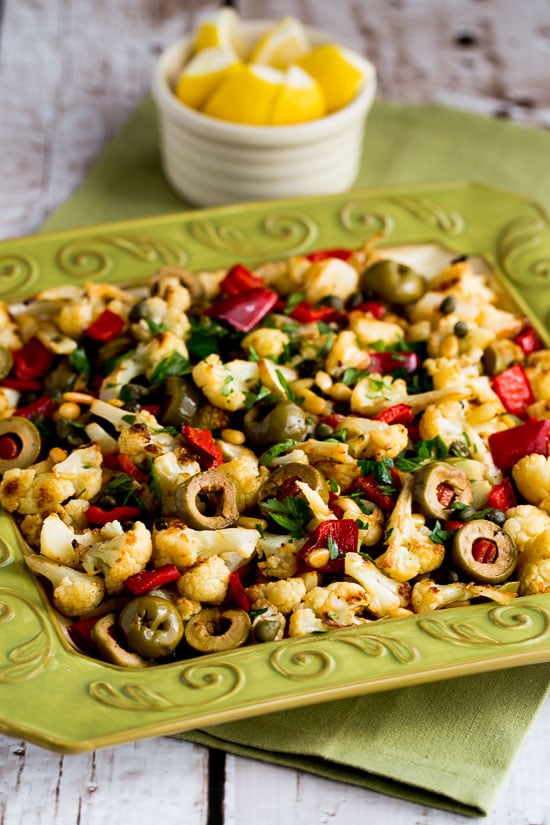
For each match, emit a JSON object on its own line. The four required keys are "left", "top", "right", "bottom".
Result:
{"left": 430, "top": 520, "right": 457, "bottom": 545}
{"left": 394, "top": 436, "right": 449, "bottom": 472}
{"left": 149, "top": 350, "right": 191, "bottom": 383}
{"left": 261, "top": 496, "right": 312, "bottom": 539}
{"left": 259, "top": 439, "right": 297, "bottom": 467}
{"left": 70, "top": 346, "right": 91, "bottom": 375}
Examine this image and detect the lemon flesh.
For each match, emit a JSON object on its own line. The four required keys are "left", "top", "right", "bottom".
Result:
{"left": 297, "top": 44, "right": 366, "bottom": 113}
{"left": 250, "top": 16, "right": 311, "bottom": 70}
{"left": 175, "top": 47, "right": 241, "bottom": 110}
{"left": 202, "top": 64, "right": 284, "bottom": 126}
{"left": 270, "top": 65, "right": 326, "bottom": 125}
{"left": 193, "top": 7, "right": 246, "bottom": 58}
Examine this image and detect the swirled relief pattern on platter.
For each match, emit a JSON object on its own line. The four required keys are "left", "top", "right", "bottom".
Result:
{"left": 187, "top": 211, "right": 318, "bottom": 258}
{"left": 497, "top": 214, "right": 550, "bottom": 289}
{"left": 0, "top": 254, "right": 39, "bottom": 298}
{"left": 56, "top": 234, "right": 186, "bottom": 281}
{"left": 0, "top": 590, "right": 53, "bottom": 683}
{"left": 338, "top": 196, "right": 464, "bottom": 238}
{"left": 419, "top": 604, "right": 550, "bottom": 648}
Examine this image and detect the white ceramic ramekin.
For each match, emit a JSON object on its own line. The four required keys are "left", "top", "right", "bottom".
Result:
{"left": 152, "top": 22, "right": 377, "bottom": 207}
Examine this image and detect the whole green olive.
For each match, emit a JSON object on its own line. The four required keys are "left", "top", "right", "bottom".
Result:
{"left": 243, "top": 401, "right": 309, "bottom": 446}
{"left": 118, "top": 595, "right": 184, "bottom": 659}
{"left": 360, "top": 259, "right": 426, "bottom": 305}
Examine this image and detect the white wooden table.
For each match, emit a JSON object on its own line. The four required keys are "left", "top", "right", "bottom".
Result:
{"left": 1, "top": 2, "right": 549, "bottom": 822}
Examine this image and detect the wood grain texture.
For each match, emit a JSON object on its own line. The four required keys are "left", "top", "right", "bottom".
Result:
{"left": 0, "top": 1, "right": 549, "bottom": 823}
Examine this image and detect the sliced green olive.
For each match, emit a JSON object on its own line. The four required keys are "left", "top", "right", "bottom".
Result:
{"left": 258, "top": 462, "right": 329, "bottom": 516}
{"left": 413, "top": 461, "right": 473, "bottom": 520}
{"left": 0, "top": 417, "right": 41, "bottom": 473}
{"left": 243, "top": 400, "right": 309, "bottom": 446}
{"left": 0, "top": 346, "right": 13, "bottom": 381}
{"left": 118, "top": 595, "right": 184, "bottom": 659}
{"left": 161, "top": 376, "right": 200, "bottom": 427}
{"left": 452, "top": 520, "right": 517, "bottom": 584}
{"left": 90, "top": 613, "right": 148, "bottom": 668}
{"left": 175, "top": 470, "right": 239, "bottom": 530}
{"left": 482, "top": 339, "right": 524, "bottom": 376}
{"left": 184, "top": 607, "right": 251, "bottom": 653}
{"left": 360, "top": 259, "right": 426, "bottom": 304}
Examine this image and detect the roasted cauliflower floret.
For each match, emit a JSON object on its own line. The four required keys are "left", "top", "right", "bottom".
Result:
{"left": 350, "top": 374, "right": 408, "bottom": 416}
{"left": 303, "top": 258, "right": 359, "bottom": 304}
{"left": 375, "top": 474, "right": 445, "bottom": 582}
{"left": 142, "top": 331, "right": 189, "bottom": 380}
{"left": 287, "top": 607, "right": 326, "bottom": 636}
{"left": 242, "top": 327, "right": 289, "bottom": 360}
{"left": 349, "top": 312, "right": 404, "bottom": 346}
{"left": 153, "top": 451, "right": 201, "bottom": 515}
{"left": 52, "top": 444, "right": 103, "bottom": 500}
{"left": 192, "top": 354, "right": 259, "bottom": 411}
{"left": 411, "top": 579, "right": 475, "bottom": 613}
{"left": 525, "top": 350, "right": 550, "bottom": 402}
{"left": 256, "top": 533, "right": 298, "bottom": 579}
{"left": 80, "top": 521, "right": 153, "bottom": 594}
{"left": 152, "top": 523, "right": 259, "bottom": 571}
{"left": 39, "top": 512, "right": 94, "bottom": 566}
{"left": 264, "top": 577, "right": 307, "bottom": 614}
{"left": 218, "top": 453, "right": 265, "bottom": 512}
{"left": 344, "top": 552, "right": 411, "bottom": 616}
{"left": 177, "top": 554, "right": 230, "bottom": 605}
{"left": 25, "top": 554, "right": 105, "bottom": 617}
{"left": 512, "top": 454, "right": 550, "bottom": 511}
{"left": 340, "top": 415, "right": 408, "bottom": 461}
{"left": 503, "top": 505, "right": 550, "bottom": 554}
{"left": 300, "top": 580, "right": 370, "bottom": 627}
{"left": 324, "top": 330, "right": 368, "bottom": 377}
{"left": 517, "top": 529, "right": 550, "bottom": 595}
{"left": 0, "top": 466, "right": 74, "bottom": 516}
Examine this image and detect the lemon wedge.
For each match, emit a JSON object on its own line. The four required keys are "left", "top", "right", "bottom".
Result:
{"left": 193, "top": 7, "right": 246, "bottom": 58}
{"left": 175, "top": 47, "right": 241, "bottom": 110}
{"left": 202, "top": 64, "right": 284, "bottom": 126}
{"left": 250, "top": 16, "right": 311, "bottom": 70}
{"left": 297, "top": 44, "right": 366, "bottom": 113}
{"left": 270, "top": 65, "right": 325, "bottom": 125}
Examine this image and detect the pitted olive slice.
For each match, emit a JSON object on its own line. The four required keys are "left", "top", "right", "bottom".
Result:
{"left": 413, "top": 461, "right": 473, "bottom": 520}
{"left": 243, "top": 401, "right": 308, "bottom": 446}
{"left": 452, "top": 520, "right": 517, "bottom": 584}
{"left": 258, "top": 462, "right": 328, "bottom": 512}
{"left": 184, "top": 607, "right": 251, "bottom": 653}
{"left": 175, "top": 470, "right": 238, "bottom": 530}
{"left": 0, "top": 417, "right": 41, "bottom": 473}
{"left": 90, "top": 613, "right": 148, "bottom": 668}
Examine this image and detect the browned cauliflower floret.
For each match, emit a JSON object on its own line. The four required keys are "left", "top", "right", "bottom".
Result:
{"left": 177, "top": 555, "right": 230, "bottom": 605}
{"left": 80, "top": 521, "right": 152, "bottom": 594}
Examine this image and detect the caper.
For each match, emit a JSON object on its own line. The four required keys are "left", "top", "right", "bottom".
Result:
{"left": 129, "top": 299, "right": 150, "bottom": 322}
{"left": 253, "top": 619, "right": 281, "bottom": 643}
{"left": 43, "top": 359, "right": 78, "bottom": 394}
{"left": 483, "top": 508, "right": 506, "bottom": 527}
{"left": 440, "top": 295, "right": 456, "bottom": 315}
{"left": 449, "top": 440, "right": 470, "bottom": 458}
{"left": 453, "top": 504, "right": 476, "bottom": 522}
{"left": 55, "top": 418, "right": 88, "bottom": 448}
{"left": 299, "top": 359, "right": 323, "bottom": 378}
{"left": 360, "top": 259, "right": 426, "bottom": 305}
{"left": 453, "top": 320, "right": 468, "bottom": 338}
{"left": 348, "top": 291, "right": 363, "bottom": 308}
{"left": 315, "top": 422, "right": 334, "bottom": 440}
{"left": 319, "top": 295, "right": 344, "bottom": 310}
{"left": 243, "top": 401, "right": 309, "bottom": 446}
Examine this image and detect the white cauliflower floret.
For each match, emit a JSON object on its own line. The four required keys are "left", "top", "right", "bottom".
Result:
{"left": 242, "top": 327, "right": 289, "bottom": 360}
{"left": 324, "top": 330, "right": 368, "bottom": 377}
{"left": 153, "top": 451, "right": 201, "bottom": 515}
{"left": 300, "top": 581, "right": 370, "bottom": 627}
{"left": 152, "top": 524, "right": 259, "bottom": 571}
{"left": 525, "top": 350, "right": 550, "bottom": 402}
{"left": 303, "top": 258, "right": 359, "bottom": 304}
{"left": 0, "top": 466, "right": 74, "bottom": 516}
{"left": 419, "top": 400, "right": 469, "bottom": 448}
{"left": 257, "top": 533, "right": 298, "bottom": 579}
{"left": 0, "top": 301, "right": 21, "bottom": 349}
{"left": 424, "top": 357, "right": 500, "bottom": 405}
{"left": 39, "top": 513, "right": 94, "bottom": 566}
{"left": 80, "top": 521, "right": 152, "bottom": 594}
{"left": 116, "top": 409, "right": 177, "bottom": 464}
{"left": 178, "top": 554, "right": 230, "bottom": 605}
{"left": 334, "top": 498, "right": 384, "bottom": 547}
{"left": 517, "top": 529, "right": 550, "bottom": 595}
{"left": 351, "top": 374, "right": 408, "bottom": 416}
{"left": 219, "top": 453, "right": 265, "bottom": 512}
{"left": 512, "top": 454, "right": 550, "bottom": 511}
{"left": 411, "top": 579, "right": 475, "bottom": 613}
{"left": 375, "top": 474, "right": 445, "bottom": 582}
{"left": 192, "top": 354, "right": 259, "bottom": 411}
{"left": 265, "top": 577, "right": 307, "bottom": 614}
{"left": 344, "top": 553, "right": 411, "bottom": 616}
{"left": 249, "top": 598, "right": 286, "bottom": 641}
{"left": 349, "top": 312, "right": 404, "bottom": 346}
{"left": 288, "top": 607, "right": 326, "bottom": 636}
{"left": 25, "top": 554, "right": 105, "bottom": 617}
{"left": 52, "top": 444, "right": 103, "bottom": 500}
{"left": 504, "top": 506, "right": 550, "bottom": 554}
{"left": 340, "top": 415, "right": 408, "bottom": 461}
{"left": 142, "top": 331, "right": 189, "bottom": 380}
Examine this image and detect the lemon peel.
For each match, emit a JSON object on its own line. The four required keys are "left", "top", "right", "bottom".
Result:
{"left": 297, "top": 44, "right": 367, "bottom": 113}
{"left": 193, "top": 7, "right": 246, "bottom": 59}
{"left": 250, "top": 16, "right": 311, "bottom": 70}
{"left": 202, "top": 64, "right": 285, "bottom": 126}
{"left": 270, "top": 65, "right": 326, "bottom": 125}
{"left": 175, "top": 47, "right": 241, "bottom": 110}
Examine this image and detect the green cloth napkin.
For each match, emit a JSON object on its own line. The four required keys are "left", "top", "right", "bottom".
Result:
{"left": 42, "top": 96, "right": 550, "bottom": 817}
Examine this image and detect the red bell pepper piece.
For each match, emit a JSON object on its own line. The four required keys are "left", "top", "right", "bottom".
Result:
{"left": 16, "top": 394, "right": 57, "bottom": 419}
{"left": 102, "top": 451, "right": 121, "bottom": 471}
{"left": 220, "top": 263, "right": 264, "bottom": 296}
{"left": 117, "top": 453, "right": 149, "bottom": 484}
{"left": 85, "top": 504, "right": 142, "bottom": 526}
{"left": 374, "top": 403, "right": 413, "bottom": 425}
{"left": 226, "top": 570, "right": 252, "bottom": 612}
{"left": 12, "top": 337, "right": 55, "bottom": 380}
{"left": 492, "top": 364, "right": 534, "bottom": 418}
{"left": 443, "top": 520, "right": 464, "bottom": 533}
{"left": 125, "top": 564, "right": 181, "bottom": 595}
{"left": 368, "top": 350, "right": 419, "bottom": 375}
{"left": 182, "top": 425, "right": 224, "bottom": 469}
{"left": 305, "top": 247, "right": 353, "bottom": 262}
{"left": 1, "top": 377, "right": 42, "bottom": 392}
{"left": 514, "top": 324, "right": 543, "bottom": 355}
{"left": 84, "top": 309, "right": 125, "bottom": 342}
{"left": 319, "top": 412, "right": 346, "bottom": 429}
{"left": 296, "top": 519, "right": 359, "bottom": 573}
{"left": 355, "top": 301, "right": 386, "bottom": 319}
{"left": 488, "top": 418, "right": 550, "bottom": 473}
{"left": 289, "top": 301, "right": 342, "bottom": 324}
{"left": 328, "top": 491, "right": 344, "bottom": 518}
{"left": 67, "top": 615, "right": 101, "bottom": 652}
{"left": 205, "top": 287, "right": 278, "bottom": 333}
{"left": 355, "top": 473, "right": 399, "bottom": 512}
{"left": 487, "top": 477, "right": 517, "bottom": 511}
